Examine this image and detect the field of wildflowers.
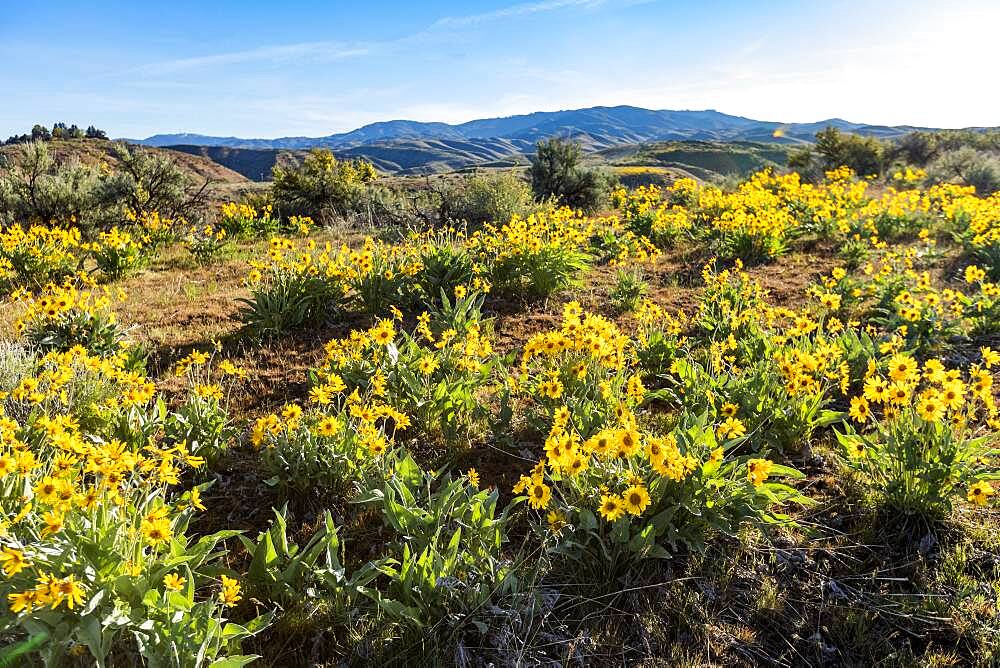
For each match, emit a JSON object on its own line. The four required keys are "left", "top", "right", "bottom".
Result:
{"left": 3, "top": 162, "right": 1000, "bottom": 666}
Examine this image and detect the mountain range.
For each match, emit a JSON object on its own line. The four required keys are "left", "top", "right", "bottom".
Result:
{"left": 128, "top": 105, "right": 938, "bottom": 177}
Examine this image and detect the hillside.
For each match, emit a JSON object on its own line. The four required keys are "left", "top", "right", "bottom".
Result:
{"left": 166, "top": 137, "right": 533, "bottom": 180}
{"left": 168, "top": 137, "right": 790, "bottom": 182}
{"left": 0, "top": 138, "right": 254, "bottom": 199}
{"left": 165, "top": 145, "right": 306, "bottom": 182}
{"left": 0, "top": 139, "right": 251, "bottom": 185}
{"left": 598, "top": 140, "right": 796, "bottom": 180}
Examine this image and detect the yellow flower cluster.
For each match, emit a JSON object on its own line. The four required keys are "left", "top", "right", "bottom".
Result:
{"left": 611, "top": 184, "right": 692, "bottom": 244}
{"left": 521, "top": 302, "right": 629, "bottom": 374}
{"left": 220, "top": 201, "right": 263, "bottom": 222}
{"left": 248, "top": 236, "right": 422, "bottom": 294}
{"left": 849, "top": 352, "right": 996, "bottom": 428}
{"left": 0, "top": 224, "right": 83, "bottom": 292}
{"left": 953, "top": 192, "right": 1000, "bottom": 249}
{"left": 0, "top": 345, "right": 208, "bottom": 614}
{"left": 12, "top": 281, "right": 125, "bottom": 336}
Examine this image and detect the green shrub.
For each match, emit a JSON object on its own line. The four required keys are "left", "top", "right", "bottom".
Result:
{"left": 239, "top": 507, "right": 377, "bottom": 610}
{"left": 96, "top": 142, "right": 208, "bottom": 224}
{"left": 252, "top": 394, "right": 402, "bottom": 494}
{"left": 928, "top": 147, "right": 1000, "bottom": 195}
{"left": 239, "top": 269, "right": 344, "bottom": 337}
{"left": 0, "top": 141, "right": 100, "bottom": 228}
{"left": 448, "top": 171, "right": 534, "bottom": 226}
{"left": 91, "top": 227, "right": 151, "bottom": 280}
{"left": 271, "top": 149, "right": 379, "bottom": 222}
{"left": 315, "top": 294, "right": 495, "bottom": 449}
{"left": 412, "top": 230, "right": 475, "bottom": 305}
{"left": 814, "top": 126, "right": 885, "bottom": 177}
{"left": 515, "top": 411, "right": 808, "bottom": 579}
{"left": 16, "top": 285, "right": 131, "bottom": 358}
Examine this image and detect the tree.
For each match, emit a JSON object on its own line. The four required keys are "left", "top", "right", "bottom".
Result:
{"left": 893, "top": 132, "right": 938, "bottom": 166}
{"left": 31, "top": 124, "right": 51, "bottom": 141}
{"left": 85, "top": 125, "right": 108, "bottom": 140}
{"left": 814, "top": 126, "right": 884, "bottom": 177}
{"left": 530, "top": 137, "right": 613, "bottom": 213}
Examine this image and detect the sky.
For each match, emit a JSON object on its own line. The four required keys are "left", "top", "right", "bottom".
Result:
{"left": 2, "top": 0, "right": 999, "bottom": 138}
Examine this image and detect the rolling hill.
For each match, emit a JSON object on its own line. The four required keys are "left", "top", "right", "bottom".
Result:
{"left": 128, "top": 105, "right": 946, "bottom": 179}
{"left": 0, "top": 139, "right": 255, "bottom": 200}
{"left": 133, "top": 105, "right": 934, "bottom": 151}
{"left": 598, "top": 140, "right": 797, "bottom": 181}
{"left": 166, "top": 137, "right": 534, "bottom": 180}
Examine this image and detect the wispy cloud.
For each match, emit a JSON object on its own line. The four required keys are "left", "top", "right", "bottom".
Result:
{"left": 431, "top": 0, "right": 609, "bottom": 28}
{"left": 137, "top": 41, "right": 371, "bottom": 75}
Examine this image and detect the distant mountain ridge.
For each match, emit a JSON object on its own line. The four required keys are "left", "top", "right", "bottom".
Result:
{"left": 131, "top": 105, "right": 951, "bottom": 178}
{"left": 130, "top": 105, "right": 936, "bottom": 151}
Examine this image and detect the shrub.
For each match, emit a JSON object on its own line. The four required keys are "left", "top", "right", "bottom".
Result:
{"left": 448, "top": 171, "right": 534, "bottom": 226}
{"left": 218, "top": 200, "right": 278, "bottom": 238}
{"left": 315, "top": 294, "right": 495, "bottom": 448}
{"left": 929, "top": 147, "right": 1000, "bottom": 196}
{"left": 359, "top": 454, "right": 515, "bottom": 629}
{"left": 611, "top": 184, "right": 691, "bottom": 247}
{"left": 467, "top": 208, "right": 593, "bottom": 298}
{"left": 252, "top": 391, "right": 405, "bottom": 494}
{"left": 346, "top": 237, "right": 422, "bottom": 314}
{"left": 240, "top": 272, "right": 342, "bottom": 337}
{"left": 515, "top": 302, "right": 641, "bottom": 438}
{"left": 13, "top": 283, "right": 131, "bottom": 358}
{"left": 238, "top": 236, "right": 421, "bottom": 335}
{"left": 609, "top": 267, "right": 648, "bottom": 313}
{"left": 671, "top": 354, "right": 843, "bottom": 455}
{"left": 814, "top": 126, "right": 885, "bottom": 177}
{"left": 271, "top": 149, "right": 379, "bottom": 222}
{"left": 530, "top": 138, "right": 615, "bottom": 213}
{"left": 632, "top": 298, "right": 689, "bottom": 384}
{"left": 0, "top": 141, "right": 103, "bottom": 230}
{"left": 0, "top": 345, "right": 269, "bottom": 666}
{"left": 411, "top": 229, "right": 476, "bottom": 306}
{"left": 239, "top": 507, "right": 376, "bottom": 611}
{"left": 167, "top": 352, "right": 244, "bottom": 465}
{"left": 0, "top": 223, "right": 83, "bottom": 293}
{"left": 90, "top": 226, "right": 151, "bottom": 279}
{"left": 182, "top": 222, "right": 230, "bottom": 265}
{"left": 239, "top": 266, "right": 343, "bottom": 337}
{"left": 95, "top": 142, "right": 208, "bottom": 224}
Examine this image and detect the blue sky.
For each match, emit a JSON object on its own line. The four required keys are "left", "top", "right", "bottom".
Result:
{"left": 3, "top": 0, "right": 998, "bottom": 138}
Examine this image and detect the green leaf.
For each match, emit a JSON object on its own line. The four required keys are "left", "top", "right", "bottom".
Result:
{"left": 207, "top": 656, "right": 261, "bottom": 668}
{"left": 396, "top": 453, "right": 423, "bottom": 489}
{"left": 577, "top": 509, "right": 598, "bottom": 531}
